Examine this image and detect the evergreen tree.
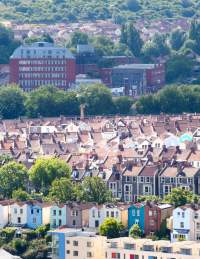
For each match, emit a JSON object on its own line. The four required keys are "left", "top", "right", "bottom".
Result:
{"left": 126, "top": 23, "right": 143, "bottom": 57}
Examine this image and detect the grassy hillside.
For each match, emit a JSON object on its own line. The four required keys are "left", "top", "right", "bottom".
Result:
{"left": 0, "top": 0, "right": 200, "bottom": 23}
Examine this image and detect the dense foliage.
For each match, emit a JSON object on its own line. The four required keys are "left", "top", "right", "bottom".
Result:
{"left": 1, "top": 0, "right": 200, "bottom": 23}
{"left": 99, "top": 218, "right": 124, "bottom": 238}
{"left": 135, "top": 84, "right": 200, "bottom": 114}
{"left": 0, "top": 157, "right": 113, "bottom": 205}
{"left": 129, "top": 224, "right": 143, "bottom": 238}
{"left": 0, "top": 25, "right": 20, "bottom": 63}
{"left": 0, "top": 84, "right": 134, "bottom": 119}
{"left": 1, "top": 226, "right": 50, "bottom": 259}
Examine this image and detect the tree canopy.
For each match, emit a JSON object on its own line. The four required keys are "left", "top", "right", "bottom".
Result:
{"left": 79, "top": 176, "right": 112, "bottom": 204}
{"left": 29, "top": 158, "right": 71, "bottom": 195}
{"left": 164, "top": 187, "right": 193, "bottom": 207}
{"left": 135, "top": 84, "right": 200, "bottom": 114}
{"left": 0, "top": 161, "right": 28, "bottom": 198}
{"left": 48, "top": 177, "right": 77, "bottom": 202}
{"left": 1, "top": 0, "right": 200, "bottom": 23}
{"left": 0, "top": 24, "right": 20, "bottom": 63}
{"left": 0, "top": 85, "right": 26, "bottom": 119}
{"left": 99, "top": 218, "right": 123, "bottom": 238}
{"left": 129, "top": 224, "right": 143, "bottom": 238}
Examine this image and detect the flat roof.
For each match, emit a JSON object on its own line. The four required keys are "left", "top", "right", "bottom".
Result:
{"left": 113, "top": 64, "right": 158, "bottom": 69}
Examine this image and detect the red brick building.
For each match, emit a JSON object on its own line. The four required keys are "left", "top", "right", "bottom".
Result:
{"left": 10, "top": 42, "right": 76, "bottom": 91}
{"left": 111, "top": 63, "right": 165, "bottom": 97}
{"left": 144, "top": 203, "right": 173, "bottom": 235}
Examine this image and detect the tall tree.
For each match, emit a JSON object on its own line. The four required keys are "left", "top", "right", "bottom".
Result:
{"left": 78, "top": 84, "right": 115, "bottom": 115}
{"left": 126, "top": 23, "right": 143, "bottom": 57}
{"left": 170, "top": 29, "right": 186, "bottom": 51}
{"left": 79, "top": 176, "right": 112, "bottom": 204}
{"left": 114, "top": 96, "right": 133, "bottom": 114}
{"left": 0, "top": 162, "right": 28, "bottom": 198}
{"left": 164, "top": 187, "right": 193, "bottom": 207}
{"left": 69, "top": 31, "right": 89, "bottom": 47}
{"left": 0, "top": 85, "right": 26, "bottom": 119}
{"left": 126, "top": 0, "right": 141, "bottom": 12}
{"left": 0, "top": 24, "right": 20, "bottom": 63}
{"left": 166, "top": 54, "right": 193, "bottom": 83}
{"left": 48, "top": 177, "right": 77, "bottom": 202}
{"left": 29, "top": 158, "right": 71, "bottom": 195}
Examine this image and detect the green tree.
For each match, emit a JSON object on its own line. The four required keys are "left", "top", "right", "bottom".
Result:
{"left": 137, "top": 195, "right": 162, "bottom": 203}
{"left": 126, "top": 0, "right": 141, "bottom": 12}
{"left": 0, "top": 24, "right": 20, "bottom": 63}
{"left": 12, "top": 239, "right": 27, "bottom": 255}
{"left": 78, "top": 84, "right": 115, "bottom": 115}
{"left": 0, "top": 162, "right": 28, "bottom": 198}
{"left": 92, "top": 35, "right": 114, "bottom": 56}
{"left": 155, "top": 219, "right": 169, "bottom": 239}
{"left": 25, "top": 86, "right": 61, "bottom": 118}
{"left": 158, "top": 85, "right": 185, "bottom": 114}
{"left": 0, "top": 154, "right": 13, "bottom": 166}
{"left": 114, "top": 96, "right": 133, "bottom": 114}
{"left": 99, "top": 218, "right": 123, "bottom": 238}
{"left": 24, "top": 33, "right": 54, "bottom": 44}
{"left": 0, "top": 85, "right": 26, "bottom": 119}
{"left": 29, "top": 158, "right": 71, "bottom": 195}
{"left": 135, "top": 94, "right": 160, "bottom": 114}
{"left": 152, "top": 33, "right": 170, "bottom": 56}
{"left": 25, "top": 86, "right": 79, "bottom": 118}
{"left": 188, "top": 19, "right": 200, "bottom": 54}
{"left": 79, "top": 176, "right": 112, "bottom": 204}
{"left": 48, "top": 177, "right": 77, "bottom": 202}
{"left": 129, "top": 224, "right": 143, "bottom": 238}
{"left": 12, "top": 189, "right": 31, "bottom": 201}
{"left": 170, "top": 29, "right": 186, "bottom": 51}
{"left": 166, "top": 54, "right": 193, "bottom": 83}
{"left": 164, "top": 187, "right": 193, "bottom": 207}
{"left": 57, "top": 91, "right": 80, "bottom": 116}
{"left": 126, "top": 23, "right": 143, "bottom": 57}
{"left": 69, "top": 31, "right": 89, "bottom": 47}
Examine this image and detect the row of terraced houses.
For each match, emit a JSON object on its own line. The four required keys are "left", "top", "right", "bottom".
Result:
{"left": 2, "top": 200, "right": 200, "bottom": 243}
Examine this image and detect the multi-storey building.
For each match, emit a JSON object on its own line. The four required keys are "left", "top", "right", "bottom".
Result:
{"left": 128, "top": 202, "right": 173, "bottom": 235}
{"left": 49, "top": 229, "right": 200, "bottom": 259}
{"left": 10, "top": 42, "right": 76, "bottom": 91}
{"left": 65, "top": 203, "right": 94, "bottom": 228}
{"left": 107, "top": 238, "right": 200, "bottom": 259}
{"left": 50, "top": 204, "right": 67, "bottom": 229}
{"left": 89, "top": 204, "right": 128, "bottom": 229}
{"left": 159, "top": 166, "right": 200, "bottom": 197}
{"left": 49, "top": 229, "right": 106, "bottom": 259}
{"left": 0, "top": 200, "right": 10, "bottom": 228}
{"left": 111, "top": 63, "right": 165, "bottom": 97}
{"left": 171, "top": 204, "right": 200, "bottom": 242}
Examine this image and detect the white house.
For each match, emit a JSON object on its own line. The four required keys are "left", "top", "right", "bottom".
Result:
{"left": 89, "top": 205, "right": 104, "bottom": 229}
{"left": 89, "top": 204, "right": 128, "bottom": 229}
{"left": 171, "top": 205, "right": 200, "bottom": 242}
{"left": 0, "top": 201, "right": 10, "bottom": 228}
{"left": 10, "top": 202, "right": 28, "bottom": 226}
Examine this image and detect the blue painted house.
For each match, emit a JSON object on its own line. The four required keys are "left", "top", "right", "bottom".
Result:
{"left": 27, "top": 201, "right": 43, "bottom": 229}
{"left": 128, "top": 203, "right": 145, "bottom": 232}
{"left": 50, "top": 204, "right": 67, "bottom": 229}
